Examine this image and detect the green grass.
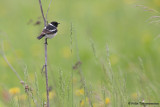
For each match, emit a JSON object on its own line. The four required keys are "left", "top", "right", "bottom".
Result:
{"left": 0, "top": 0, "right": 160, "bottom": 106}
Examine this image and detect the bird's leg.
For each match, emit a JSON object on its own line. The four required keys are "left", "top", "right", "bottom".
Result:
{"left": 44, "top": 41, "right": 47, "bottom": 45}
{"left": 44, "top": 38, "right": 48, "bottom": 45}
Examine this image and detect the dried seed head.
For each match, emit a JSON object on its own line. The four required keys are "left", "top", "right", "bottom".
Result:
{"left": 73, "top": 61, "right": 82, "bottom": 70}
{"left": 20, "top": 81, "right": 25, "bottom": 85}
{"left": 25, "top": 85, "right": 29, "bottom": 92}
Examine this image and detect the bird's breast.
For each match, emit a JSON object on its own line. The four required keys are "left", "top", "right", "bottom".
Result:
{"left": 45, "top": 33, "right": 57, "bottom": 39}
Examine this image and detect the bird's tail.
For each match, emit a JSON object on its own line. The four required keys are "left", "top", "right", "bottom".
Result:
{"left": 37, "top": 34, "right": 45, "bottom": 40}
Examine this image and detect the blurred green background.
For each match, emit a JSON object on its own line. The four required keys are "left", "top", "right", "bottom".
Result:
{"left": 0, "top": 0, "right": 160, "bottom": 106}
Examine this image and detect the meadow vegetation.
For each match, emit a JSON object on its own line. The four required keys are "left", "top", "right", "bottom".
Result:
{"left": 0, "top": 0, "right": 160, "bottom": 106}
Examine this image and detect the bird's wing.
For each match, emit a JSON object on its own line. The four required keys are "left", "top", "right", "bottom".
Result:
{"left": 45, "top": 25, "right": 57, "bottom": 32}
{"left": 41, "top": 25, "right": 57, "bottom": 35}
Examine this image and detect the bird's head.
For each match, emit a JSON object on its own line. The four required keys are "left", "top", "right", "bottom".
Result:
{"left": 50, "top": 21, "right": 60, "bottom": 27}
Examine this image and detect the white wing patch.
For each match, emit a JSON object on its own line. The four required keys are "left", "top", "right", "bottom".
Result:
{"left": 50, "top": 29, "right": 56, "bottom": 32}
{"left": 49, "top": 23, "right": 54, "bottom": 26}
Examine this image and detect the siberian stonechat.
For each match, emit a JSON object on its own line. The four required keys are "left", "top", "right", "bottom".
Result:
{"left": 37, "top": 21, "right": 60, "bottom": 40}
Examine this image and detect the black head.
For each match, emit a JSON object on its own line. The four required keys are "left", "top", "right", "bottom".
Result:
{"left": 50, "top": 21, "right": 60, "bottom": 27}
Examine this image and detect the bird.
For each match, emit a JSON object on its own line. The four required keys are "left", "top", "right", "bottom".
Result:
{"left": 37, "top": 21, "right": 60, "bottom": 40}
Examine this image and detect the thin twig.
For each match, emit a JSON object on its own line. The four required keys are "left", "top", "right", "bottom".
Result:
{"left": 38, "top": 0, "right": 47, "bottom": 26}
{"left": 46, "top": 0, "right": 53, "bottom": 23}
{"left": 38, "top": 0, "right": 50, "bottom": 107}
{"left": 1, "top": 42, "right": 22, "bottom": 81}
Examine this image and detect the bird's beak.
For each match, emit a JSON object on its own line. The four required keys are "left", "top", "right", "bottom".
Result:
{"left": 58, "top": 23, "right": 60, "bottom": 24}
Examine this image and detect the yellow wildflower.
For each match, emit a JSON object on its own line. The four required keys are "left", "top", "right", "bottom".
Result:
{"left": 9, "top": 87, "right": 20, "bottom": 95}
{"left": 105, "top": 98, "right": 110, "bottom": 104}
{"left": 76, "top": 89, "right": 84, "bottom": 96}
{"left": 80, "top": 99, "right": 85, "bottom": 107}
{"left": 79, "top": 89, "right": 84, "bottom": 95}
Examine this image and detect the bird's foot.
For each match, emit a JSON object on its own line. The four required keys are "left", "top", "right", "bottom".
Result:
{"left": 44, "top": 41, "right": 48, "bottom": 45}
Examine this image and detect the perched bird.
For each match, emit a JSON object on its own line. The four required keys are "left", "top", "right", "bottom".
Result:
{"left": 37, "top": 21, "right": 60, "bottom": 40}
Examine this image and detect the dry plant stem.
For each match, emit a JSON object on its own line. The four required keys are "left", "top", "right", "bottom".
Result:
{"left": 46, "top": 0, "right": 53, "bottom": 21}
{"left": 38, "top": 0, "right": 46, "bottom": 26}
{"left": 38, "top": 0, "right": 49, "bottom": 106}
{"left": 3, "top": 54, "right": 22, "bottom": 81}
{"left": 1, "top": 42, "right": 22, "bottom": 81}
{"left": 1, "top": 42, "right": 38, "bottom": 106}
{"left": 45, "top": 38, "right": 49, "bottom": 107}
